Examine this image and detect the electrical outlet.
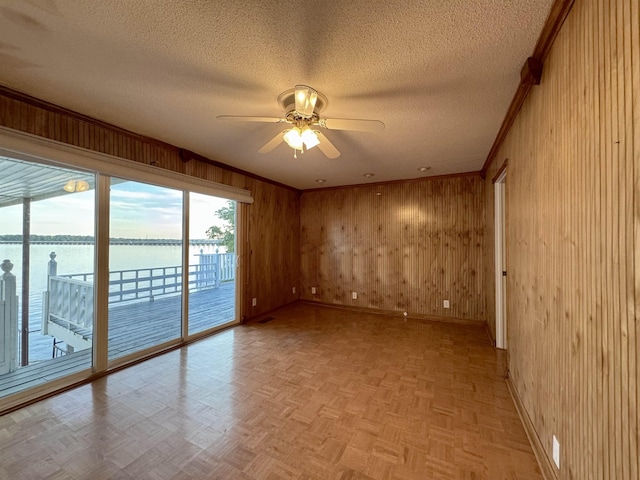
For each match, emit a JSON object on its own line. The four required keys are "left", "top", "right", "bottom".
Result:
{"left": 352, "top": 292, "right": 358, "bottom": 300}
{"left": 443, "top": 300, "right": 450, "bottom": 308}
{"left": 311, "top": 287, "right": 317, "bottom": 294}
{"left": 552, "top": 435, "right": 560, "bottom": 469}
{"left": 252, "top": 297, "right": 257, "bottom": 307}
{"left": 292, "top": 286, "right": 296, "bottom": 294}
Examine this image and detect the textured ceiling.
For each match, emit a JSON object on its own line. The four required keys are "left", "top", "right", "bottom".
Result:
{"left": 0, "top": 0, "right": 553, "bottom": 190}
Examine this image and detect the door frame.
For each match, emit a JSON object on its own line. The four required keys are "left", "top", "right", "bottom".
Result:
{"left": 493, "top": 165, "right": 507, "bottom": 350}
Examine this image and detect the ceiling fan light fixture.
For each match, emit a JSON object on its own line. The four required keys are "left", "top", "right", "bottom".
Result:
{"left": 283, "top": 127, "right": 303, "bottom": 150}
{"left": 301, "top": 127, "right": 320, "bottom": 149}
{"left": 221, "top": 84, "right": 380, "bottom": 160}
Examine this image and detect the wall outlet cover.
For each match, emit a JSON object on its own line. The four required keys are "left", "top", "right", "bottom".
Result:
{"left": 292, "top": 287, "right": 296, "bottom": 294}
{"left": 352, "top": 292, "right": 358, "bottom": 300}
{"left": 252, "top": 297, "right": 257, "bottom": 307}
{"left": 311, "top": 287, "right": 316, "bottom": 294}
{"left": 443, "top": 300, "right": 450, "bottom": 308}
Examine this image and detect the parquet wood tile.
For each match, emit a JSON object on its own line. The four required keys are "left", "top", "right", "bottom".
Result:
{"left": 0, "top": 303, "right": 542, "bottom": 479}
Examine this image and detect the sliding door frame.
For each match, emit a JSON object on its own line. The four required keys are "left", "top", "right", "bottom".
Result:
{"left": 0, "top": 126, "right": 252, "bottom": 410}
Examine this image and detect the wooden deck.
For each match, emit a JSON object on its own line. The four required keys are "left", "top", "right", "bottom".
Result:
{"left": 0, "top": 283, "right": 235, "bottom": 398}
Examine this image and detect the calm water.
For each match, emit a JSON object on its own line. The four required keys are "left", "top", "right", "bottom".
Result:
{"left": 0, "top": 243, "right": 218, "bottom": 363}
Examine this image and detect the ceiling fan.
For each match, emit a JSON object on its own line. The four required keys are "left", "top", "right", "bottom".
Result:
{"left": 217, "top": 85, "right": 384, "bottom": 159}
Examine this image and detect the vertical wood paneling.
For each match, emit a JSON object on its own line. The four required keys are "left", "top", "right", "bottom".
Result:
{"left": 631, "top": 0, "right": 640, "bottom": 477}
{"left": 301, "top": 175, "right": 485, "bottom": 323}
{"left": 0, "top": 91, "right": 300, "bottom": 323}
{"left": 244, "top": 179, "right": 300, "bottom": 317}
{"left": 484, "top": 0, "right": 639, "bottom": 478}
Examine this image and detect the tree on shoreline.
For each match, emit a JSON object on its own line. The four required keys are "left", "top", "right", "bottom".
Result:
{"left": 206, "top": 201, "right": 235, "bottom": 253}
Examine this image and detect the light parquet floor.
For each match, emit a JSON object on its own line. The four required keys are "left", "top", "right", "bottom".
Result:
{"left": 0, "top": 303, "right": 542, "bottom": 479}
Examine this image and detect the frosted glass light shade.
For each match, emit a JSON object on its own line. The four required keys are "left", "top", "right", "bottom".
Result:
{"left": 283, "top": 128, "right": 303, "bottom": 150}
{"left": 301, "top": 127, "right": 320, "bottom": 149}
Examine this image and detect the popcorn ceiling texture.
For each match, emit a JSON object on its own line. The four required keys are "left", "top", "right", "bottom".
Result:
{"left": 0, "top": 0, "right": 553, "bottom": 189}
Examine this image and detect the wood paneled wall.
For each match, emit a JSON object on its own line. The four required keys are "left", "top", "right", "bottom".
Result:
{"left": 300, "top": 175, "right": 486, "bottom": 323}
{"left": 483, "top": 0, "right": 639, "bottom": 478}
{"left": 0, "top": 90, "right": 300, "bottom": 321}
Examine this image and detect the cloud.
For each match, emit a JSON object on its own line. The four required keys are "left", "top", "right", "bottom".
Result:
{"left": 0, "top": 178, "right": 237, "bottom": 239}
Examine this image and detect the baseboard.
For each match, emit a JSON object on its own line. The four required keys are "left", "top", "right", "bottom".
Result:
{"left": 243, "top": 299, "right": 300, "bottom": 323}
{"left": 484, "top": 323, "right": 496, "bottom": 347}
{"left": 506, "top": 376, "right": 557, "bottom": 480}
{"left": 299, "top": 300, "right": 486, "bottom": 327}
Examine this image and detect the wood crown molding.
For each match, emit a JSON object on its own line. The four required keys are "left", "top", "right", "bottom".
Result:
{"left": 178, "top": 147, "right": 298, "bottom": 193}
{"left": 521, "top": 58, "right": 543, "bottom": 86}
{"left": 492, "top": 158, "right": 509, "bottom": 183}
{"left": 481, "top": 0, "right": 575, "bottom": 176}
{"left": 303, "top": 170, "right": 483, "bottom": 193}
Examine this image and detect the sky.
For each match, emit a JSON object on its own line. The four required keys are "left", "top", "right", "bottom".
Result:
{"left": 0, "top": 180, "right": 231, "bottom": 239}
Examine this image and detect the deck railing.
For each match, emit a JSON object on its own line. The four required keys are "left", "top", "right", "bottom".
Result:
{"left": 42, "top": 275, "right": 94, "bottom": 352}
{"left": 58, "top": 252, "right": 235, "bottom": 304}
{"left": 41, "top": 252, "right": 235, "bottom": 351}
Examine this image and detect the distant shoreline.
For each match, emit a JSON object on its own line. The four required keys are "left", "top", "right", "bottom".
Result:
{"left": 0, "top": 238, "right": 219, "bottom": 246}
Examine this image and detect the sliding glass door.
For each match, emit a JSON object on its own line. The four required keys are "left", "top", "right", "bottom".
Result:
{"left": 107, "top": 179, "right": 183, "bottom": 360}
{"left": 0, "top": 157, "right": 95, "bottom": 398}
{"left": 187, "top": 193, "right": 237, "bottom": 336}
{"left": 0, "top": 142, "right": 247, "bottom": 405}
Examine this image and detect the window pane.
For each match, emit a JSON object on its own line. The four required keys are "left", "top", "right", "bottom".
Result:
{"left": 0, "top": 157, "right": 94, "bottom": 397}
{"left": 108, "top": 180, "right": 183, "bottom": 360}
{"left": 188, "top": 194, "right": 236, "bottom": 335}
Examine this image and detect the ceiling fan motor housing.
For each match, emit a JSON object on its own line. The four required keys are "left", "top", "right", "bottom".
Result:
{"left": 286, "top": 111, "right": 319, "bottom": 128}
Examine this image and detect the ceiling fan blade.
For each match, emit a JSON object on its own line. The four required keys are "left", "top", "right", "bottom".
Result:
{"left": 294, "top": 85, "right": 318, "bottom": 117}
{"left": 217, "top": 115, "right": 286, "bottom": 123}
{"left": 258, "top": 132, "right": 284, "bottom": 153}
{"left": 319, "top": 118, "right": 385, "bottom": 132}
{"left": 315, "top": 131, "right": 340, "bottom": 159}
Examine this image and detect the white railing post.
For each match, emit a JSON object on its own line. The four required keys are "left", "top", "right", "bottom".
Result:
{"left": 1, "top": 259, "right": 18, "bottom": 374}
{"left": 230, "top": 254, "right": 237, "bottom": 281}
{"left": 47, "top": 251, "right": 57, "bottom": 277}
{"left": 196, "top": 249, "right": 204, "bottom": 290}
{"left": 42, "top": 252, "right": 57, "bottom": 336}
{"left": 215, "top": 248, "right": 221, "bottom": 289}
